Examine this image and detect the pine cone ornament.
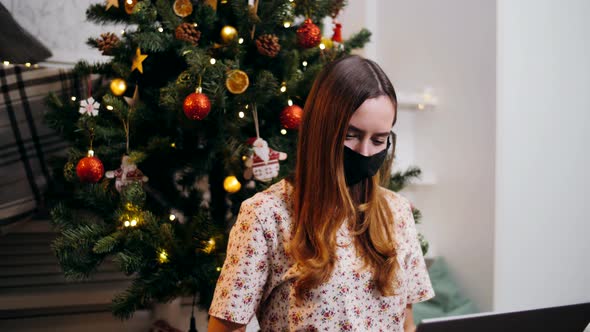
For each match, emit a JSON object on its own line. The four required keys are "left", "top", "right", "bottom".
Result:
{"left": 329, "top": 0, "right": 346, "bottom": 18}
{"left": 175, "top": 23, "right": 201, "bottom": 45}
{"left": 256, "top": 34, "right": 281, "bottom": 58}
{"left": 96, "top": 32, "right": 120, "bottom": 56}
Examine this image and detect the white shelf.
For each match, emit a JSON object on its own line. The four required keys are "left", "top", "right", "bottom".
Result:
{"left": 409, "top": 170, "right": 437, "bottom": 186}
{"left": 397, "top": 88, "right": 438, "bottom": 111}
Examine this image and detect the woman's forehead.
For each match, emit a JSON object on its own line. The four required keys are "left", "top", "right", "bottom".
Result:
{"left": 348, "top": 96, "right": 396, "bottom": 133}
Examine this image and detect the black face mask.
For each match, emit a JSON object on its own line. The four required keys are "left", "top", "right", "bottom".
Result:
{"left": 343, "top": 135, "right": 392, "bottom": 186}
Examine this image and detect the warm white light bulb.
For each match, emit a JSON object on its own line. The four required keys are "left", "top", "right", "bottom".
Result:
{"left": 302, "top": 61, "right": 308, "bottom": 67}
{"left": 210, "top": 58, "right": 216, "bottom": 65}
{"left": 238, "top": 111, "right": 245, "bottom": 118}
{"left": 158, "top": 27, "right": 164, "bottom": 32}
{"left": 283, "top": 22, "right": 291, "bottom": 28}
{"left": 287, "top": 99, "right": 293, "bottom": 106}
{"left": 319, "top": 43, "right": 326, "bottom": 50}
{"left": 71, "top": 96, "right": 77, "bottom": 101}
{"left": 106, "top": 105, "right": 114, "bottom": 110}
{"left": 238, "top": 38, "right": 244, "bottom": 44}
{"left": 169, "top": 214, "right": 176, "bottom": 221}
{"left": 281, "top": 129, "right": 287, "bottom": 135}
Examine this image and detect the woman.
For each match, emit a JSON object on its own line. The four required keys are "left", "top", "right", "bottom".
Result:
{"left": 208, "top": 55, "right": 434, "bottom": 331}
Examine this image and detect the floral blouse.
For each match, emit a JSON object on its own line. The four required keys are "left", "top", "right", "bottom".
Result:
{"left": 209, "top": 180, "right": 434, "bottom": 331}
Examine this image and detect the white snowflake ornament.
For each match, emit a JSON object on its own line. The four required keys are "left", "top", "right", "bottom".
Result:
{"left": 79, "top": 97, "right": 100, "bottom": 116}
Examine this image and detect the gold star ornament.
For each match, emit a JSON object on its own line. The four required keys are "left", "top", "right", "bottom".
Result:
{"left": 124, "top": 85, "right": 140, "bottom": 108}
{"left": 131, "top": 47, "right": 148, "bottom": 74}
{"left": 106, "top": 0, "right": 119, "bottom": 10}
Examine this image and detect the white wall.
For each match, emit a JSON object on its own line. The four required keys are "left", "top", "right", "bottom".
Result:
{"left": 341, "top": 0, "right": 497, "bottom": 311}
{"left": 495, "top": 0, "right": 590, "bottom": 311}
{"left": 0, "top": 0, "right": 121, "bottom": 64}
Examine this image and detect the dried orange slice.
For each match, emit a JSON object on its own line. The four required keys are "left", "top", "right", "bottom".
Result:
{"left": 226, "top": 70, "right": 249, "bottom": 94}
{"left": 173, "top": 0, "right": 193, "bottom": 18}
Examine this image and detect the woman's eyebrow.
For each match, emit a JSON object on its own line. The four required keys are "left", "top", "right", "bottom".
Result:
{"left": 348, "top": 125, "right": 390, "bottom": 137}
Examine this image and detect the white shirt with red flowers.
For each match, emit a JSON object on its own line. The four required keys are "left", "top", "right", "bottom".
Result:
{"left": 209, "top": 180, "right": 434, "bottom": 331}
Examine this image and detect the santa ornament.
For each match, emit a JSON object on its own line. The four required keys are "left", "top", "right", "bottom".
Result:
{"left": 243, "top": 137, "right": 287, "bottom": 182}
{"left": 106, "top": 155, "right": 149, "bottom": 191}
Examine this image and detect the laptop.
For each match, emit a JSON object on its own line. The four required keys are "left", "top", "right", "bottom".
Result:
{"left": 416, "top": 302, "right": 590, "bottom": 332}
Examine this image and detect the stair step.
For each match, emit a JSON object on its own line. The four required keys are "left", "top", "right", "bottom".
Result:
{"left": 0, "top": 253, "right": 58, "bottom": 266}
{"left": 0, "top": 243, "right": 53, "bottom": 254}
{"left": 0, "top": 280, "right": 132, "bottom": 310}
{"left": 1, "top": 219, "right": 54, "bottom": 234}
{"left": 0, "top": 303, "right": 113, "bottom": 320}
{"left": 0, "top": 232, "right": 57, "bottom": 245}
{"left": 0, "top": 269, "right": 127, "bottom": 288}
{"left": 0, "top": 307, "right": 152, "bottom": 332}
{"left": 0, "top": 260, "right": 117, "bottom": 277}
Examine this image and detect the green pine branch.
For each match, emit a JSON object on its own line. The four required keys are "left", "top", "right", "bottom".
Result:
{"left": 389, "top": 166, "right": 422, "bottom": 192}
{"left": 86, "top": 3, "right": 130, "bottom": 25}
{"left": 343, "top": 28, "right": 371, "bottom": 53}
{"left": 52, "top": 223, "right": 108, "bottom": 279}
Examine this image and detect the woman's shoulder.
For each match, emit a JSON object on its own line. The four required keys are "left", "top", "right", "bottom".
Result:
{"left": 378, "top": 186, "right": 417, "bottom": 240}
{"left": 239, "top": 179, "right": 293, "bottom": 222}
{"left": 378, "top": 186, "right": 412, "bottom": 213}
{"left": 242, "top": 178, "right": 292, "bottom": 205}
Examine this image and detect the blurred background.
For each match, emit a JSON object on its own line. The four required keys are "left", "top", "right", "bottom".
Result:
{"left": 0, "top": 0, "right": 588, "bottom": 331}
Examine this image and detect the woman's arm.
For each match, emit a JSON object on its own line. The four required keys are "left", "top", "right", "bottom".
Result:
{"left": 207, "top": 316, "right": 246, "bottom": 332}
{"left": 404, "top": 304, "right": 416, "bottom": 332}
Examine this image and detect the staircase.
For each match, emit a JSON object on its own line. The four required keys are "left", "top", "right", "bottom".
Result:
{"left": 0, "top": 219, "right": 258, "bottom": 332}
{"left": 0, "top": 219, "right": 153, "bottom": 332}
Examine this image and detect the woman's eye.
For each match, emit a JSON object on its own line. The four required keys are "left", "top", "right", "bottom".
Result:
{"left": 345, "top": 133, "right": 357, "bottom": 139}
{"left": 372, "top": 139, "right": 386, "bottom": 145}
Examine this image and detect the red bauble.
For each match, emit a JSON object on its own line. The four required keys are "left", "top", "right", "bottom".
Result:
{"left": 297, "top": 18, "right": 322, "bottom": 48}
{"left": 183, "top": 92, "right": 211, "bottom": 120}
{"left": 280, "top": 105, "right": 303, "bottom": 130}
{"left": 76, "top": 156, "right": 104, "bottom": 183}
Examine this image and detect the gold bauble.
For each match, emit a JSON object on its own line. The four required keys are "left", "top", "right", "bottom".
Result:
{"left": 109, "top": 78, "right": 127, "bottom": 96}
{"left": 223, "top": 175, "right": 241, "bottom": 193}
{"left": 220, "top": 25, "right": 238, "bottom": 43}
{"left": 321, "top": 37, "right": 333, "bottom": 49}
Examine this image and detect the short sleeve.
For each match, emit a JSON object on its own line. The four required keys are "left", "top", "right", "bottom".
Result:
{"left": 400, "top": 198, "right": 435, "bottom": 304}
{"left": 208, "top": 201, "right": 271, "bottom": 324}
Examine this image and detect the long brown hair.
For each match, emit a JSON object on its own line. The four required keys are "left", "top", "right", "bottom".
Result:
{"left": 291, "top": 55, "right": 399, "bottom": 299}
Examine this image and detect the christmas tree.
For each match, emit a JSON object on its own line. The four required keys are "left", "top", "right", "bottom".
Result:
{"left": 45, "top": 0, "right": 427, "bottom": 321}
